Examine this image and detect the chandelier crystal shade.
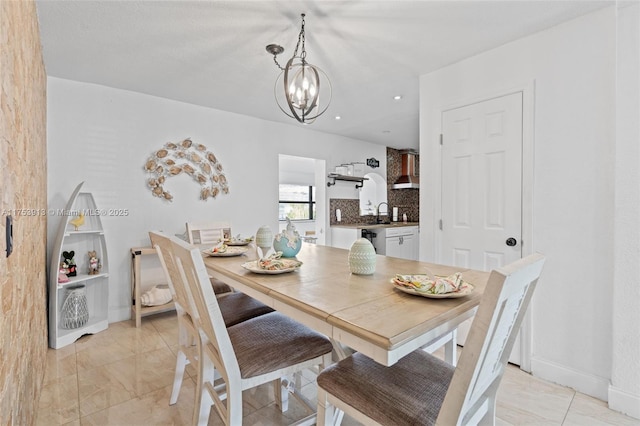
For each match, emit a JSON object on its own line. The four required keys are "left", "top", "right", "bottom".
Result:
{"left": 266, "top": 14, "right": 331, "bottom": 124}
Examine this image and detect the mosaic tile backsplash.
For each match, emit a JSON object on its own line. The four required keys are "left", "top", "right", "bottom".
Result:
{"left": 329, "top": 148, "right": 419, "bottom": 225}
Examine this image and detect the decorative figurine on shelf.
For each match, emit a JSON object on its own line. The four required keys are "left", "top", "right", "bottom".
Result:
{"left": 62, "top": 251, "right": 77, "bottom": 277}
{"left": 70, "top": 212, "right": 85, "bottom": 231}
{"left": 58, "top": 263, "right": 70, "bottom": 283}
{"left": 88, "top": 251, "right": 101, "bottom": 275}
{"left": 273, "top": 218, "right": 302, "bottom": 258}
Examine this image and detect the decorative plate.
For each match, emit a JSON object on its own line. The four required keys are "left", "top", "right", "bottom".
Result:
{"left": 202, "top": 246, "right": 248, "bottom": 257}
{"left": 391, "top": 277, "right": 474, "bottom": 299}
{"left": 226, "top": 239, "right": 252, "bottom": 246}
{"left": 241, "top": 259, "right": 302, "bottom": 275}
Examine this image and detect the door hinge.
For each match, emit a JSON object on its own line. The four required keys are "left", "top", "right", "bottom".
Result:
{"left": 439, "top": 134, "right": 443, "bottom": 145}
{"left": 439, "top": 219, "right": 443, "bottom": 230}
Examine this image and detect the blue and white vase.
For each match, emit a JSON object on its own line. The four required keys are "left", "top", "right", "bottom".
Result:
{"left": 273, "top": 219, "right": 302, "bottom": 258}
{"left": 348, "top": 238, "right": 376, "bottom": 275}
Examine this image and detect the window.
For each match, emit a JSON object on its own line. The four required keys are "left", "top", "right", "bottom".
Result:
{"left": 279, "top": 184, "right": 315, "bottom": 221}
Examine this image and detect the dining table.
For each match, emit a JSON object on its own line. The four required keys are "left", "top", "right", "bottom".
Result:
{"left": 202, "top": 243, "right": 490, "bottom": 367}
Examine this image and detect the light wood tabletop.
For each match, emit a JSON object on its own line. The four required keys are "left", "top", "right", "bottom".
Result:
{"left": 202, "top": 243, "right": 490, "bottom": 366}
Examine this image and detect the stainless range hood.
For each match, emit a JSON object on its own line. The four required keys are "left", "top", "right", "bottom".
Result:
{"left": 392, "top": 150, "right": 419, "bottom": 189}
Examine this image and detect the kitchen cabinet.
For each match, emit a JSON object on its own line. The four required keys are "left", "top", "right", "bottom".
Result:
{"left": 375, "top": 226, "right": 419, "bottom": 260}
{"left": 331, "top": 224, "right": 419, "bottom": 260}
{"left": 330, "top": 227, "right": 360, "bottom": 250}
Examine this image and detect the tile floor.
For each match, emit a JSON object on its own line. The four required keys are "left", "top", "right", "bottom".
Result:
{"left": 38, "top": 311, "right": 640, "bottom": 425}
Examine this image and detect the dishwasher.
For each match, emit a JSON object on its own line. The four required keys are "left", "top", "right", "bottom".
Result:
{"left": 361, "top": 229, "right": 377, "bottom": 251}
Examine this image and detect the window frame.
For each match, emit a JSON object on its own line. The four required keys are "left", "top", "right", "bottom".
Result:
{"left": 278, "top": 185, "right": 316, "bottom": 221}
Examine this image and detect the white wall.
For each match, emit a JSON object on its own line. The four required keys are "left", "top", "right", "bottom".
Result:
{"left": 47, "top": 77, "right": 386, "bottom": 321}
{"left": 610, "top": 2, "right": 640, "bottom": 419}
{"left": 419, "top": 6, "right": 635, "bottom": 408}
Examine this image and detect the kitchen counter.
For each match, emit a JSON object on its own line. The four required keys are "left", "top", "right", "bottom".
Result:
{"left": 330, "top": 222, "right": 420, "bottom": 259}
{"left": 331, "top": 222, "right": 419, "bottom": 230}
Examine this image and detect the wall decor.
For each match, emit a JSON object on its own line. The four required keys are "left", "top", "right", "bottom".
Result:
{"left": 366, "top": 157, "right": 380, "bottom": 168}
{"left": 143, "top": 138, "right": 229, "bottom": 201}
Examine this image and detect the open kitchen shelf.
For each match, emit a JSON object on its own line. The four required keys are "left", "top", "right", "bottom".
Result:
{"left": 327, "top": 173, "right": 368, "bottom": 189}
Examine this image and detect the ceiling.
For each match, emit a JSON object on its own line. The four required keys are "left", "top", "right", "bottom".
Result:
{"left": 35, "top": 1, "right": 610, "bottom": 150}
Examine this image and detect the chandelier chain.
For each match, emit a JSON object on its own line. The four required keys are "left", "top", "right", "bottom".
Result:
{"left": 293, "top": 13, "right": 306, "bottom": 62}
{"left": 272, "top": 54, "right": 284, "bottom": 71}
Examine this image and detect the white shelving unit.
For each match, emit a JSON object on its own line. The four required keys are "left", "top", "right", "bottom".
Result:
{"left": 48, "top": 182, "right": 109, "bottom": 349}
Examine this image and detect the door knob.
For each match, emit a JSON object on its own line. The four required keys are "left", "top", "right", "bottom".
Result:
{"left": 506, "top": 237, "right": 517, "bottom": 247}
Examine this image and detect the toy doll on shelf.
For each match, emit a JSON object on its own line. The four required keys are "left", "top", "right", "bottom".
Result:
{"left": 88, "top": 251, "right": 101, "bottom": 275}
{"left": 58, "top": 262, "right": 70, "bottom": 283}
{"left": 62, "top": 251, "right": 77, "bottom": 277}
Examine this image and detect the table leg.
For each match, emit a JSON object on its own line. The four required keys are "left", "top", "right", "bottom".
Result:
{"left": 421, "top": 329, "right": 458, "bottom": 366}
{"left": 331, "top": 338, "right": 354, "bottom": 361}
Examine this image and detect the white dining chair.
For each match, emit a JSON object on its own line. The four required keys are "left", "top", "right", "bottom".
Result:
{"left": 167, "top": 234, "right": 333, "bottom": 426}
{"left": 185, "top": 220, "right": 230, "bottom": 245}
{"left": 316, "top": 253, "right": 545, "bottom": 426}
{"left": 185, "top": 221, "right": 235, "bottom": 294}
{"left": 149, "top": 231, "right": 274, "bottom": 425}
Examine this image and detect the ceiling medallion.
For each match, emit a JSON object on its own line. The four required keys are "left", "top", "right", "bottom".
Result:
{"left": 266, "top": 13, "right": 332, "bottom": 124}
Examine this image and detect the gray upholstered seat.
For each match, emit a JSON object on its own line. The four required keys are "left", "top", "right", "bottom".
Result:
{"left": 210, "top": 277, "right": 233, "bottom": 295}
{"left": 318, "top": 351, "right": 454, "bottom": 425}
{"left": 218, "top": 292, "right": 273, "bottom": 327}
{"left": 229, "top": 311, "right": 333, "bottom": 379}
{"left": 317, "top": 253, "right": 545, "bottom": 426}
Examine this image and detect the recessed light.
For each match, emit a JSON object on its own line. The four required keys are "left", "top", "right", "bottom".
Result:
{"left": 393, "top": 95, "right": 403, "bottom": 100}
{"left": 335, "top": 116, "right": 341, "bottom": 120}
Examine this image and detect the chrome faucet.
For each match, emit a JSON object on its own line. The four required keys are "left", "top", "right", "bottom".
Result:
{"left": 376, "top": 202, "right": 389, "bottom": 224}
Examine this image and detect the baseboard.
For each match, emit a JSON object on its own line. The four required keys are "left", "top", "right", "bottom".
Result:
{"left": 110, "top": 306, "right": 132, "bottom": 323}
{"left": 608, "top": 385, "right": 640, "bottom": 420}
{"left": 530, "top": 356, "right": 609, "bottom": 401}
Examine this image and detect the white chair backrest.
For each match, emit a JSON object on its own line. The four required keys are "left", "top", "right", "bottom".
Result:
{"left": 149, "top": 231, "right": 194, "bottom": 319}
{"left": 437, "top": 253, "right": 545, "bottom": 425}
{"left": 186, "top": 221, "right": 231, "bottom": 245}
{"left": 169, "top": 235, "right": 241, "bottom": 379}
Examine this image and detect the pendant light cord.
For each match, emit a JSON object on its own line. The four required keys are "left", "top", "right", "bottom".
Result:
{"left": 293, "top": 14, "right": 306, "bottom": 64}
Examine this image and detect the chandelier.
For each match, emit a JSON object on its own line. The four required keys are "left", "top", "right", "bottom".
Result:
{"left": 266, "top": 13, "right": 332, "bottom": 124}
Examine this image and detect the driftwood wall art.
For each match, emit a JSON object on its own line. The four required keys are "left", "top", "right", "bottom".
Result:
{"left": 143, "top": 138, "right": 229, "bottom": 202}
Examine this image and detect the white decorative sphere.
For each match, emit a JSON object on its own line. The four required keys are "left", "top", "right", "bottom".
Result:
{"left": 348, "top": 238, "right": 377, "bottom": 275}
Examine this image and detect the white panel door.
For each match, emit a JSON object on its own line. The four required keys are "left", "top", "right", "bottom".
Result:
{"left": 441, "top": 92, "right": 523, "bottom": 364}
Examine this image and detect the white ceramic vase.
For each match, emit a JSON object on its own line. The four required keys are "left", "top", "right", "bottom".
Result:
{"left": 255, "top": 225, "right": 273, "bottom": 257}
{"left": 348, "top": 238, "right": 376, "bottom": 275}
